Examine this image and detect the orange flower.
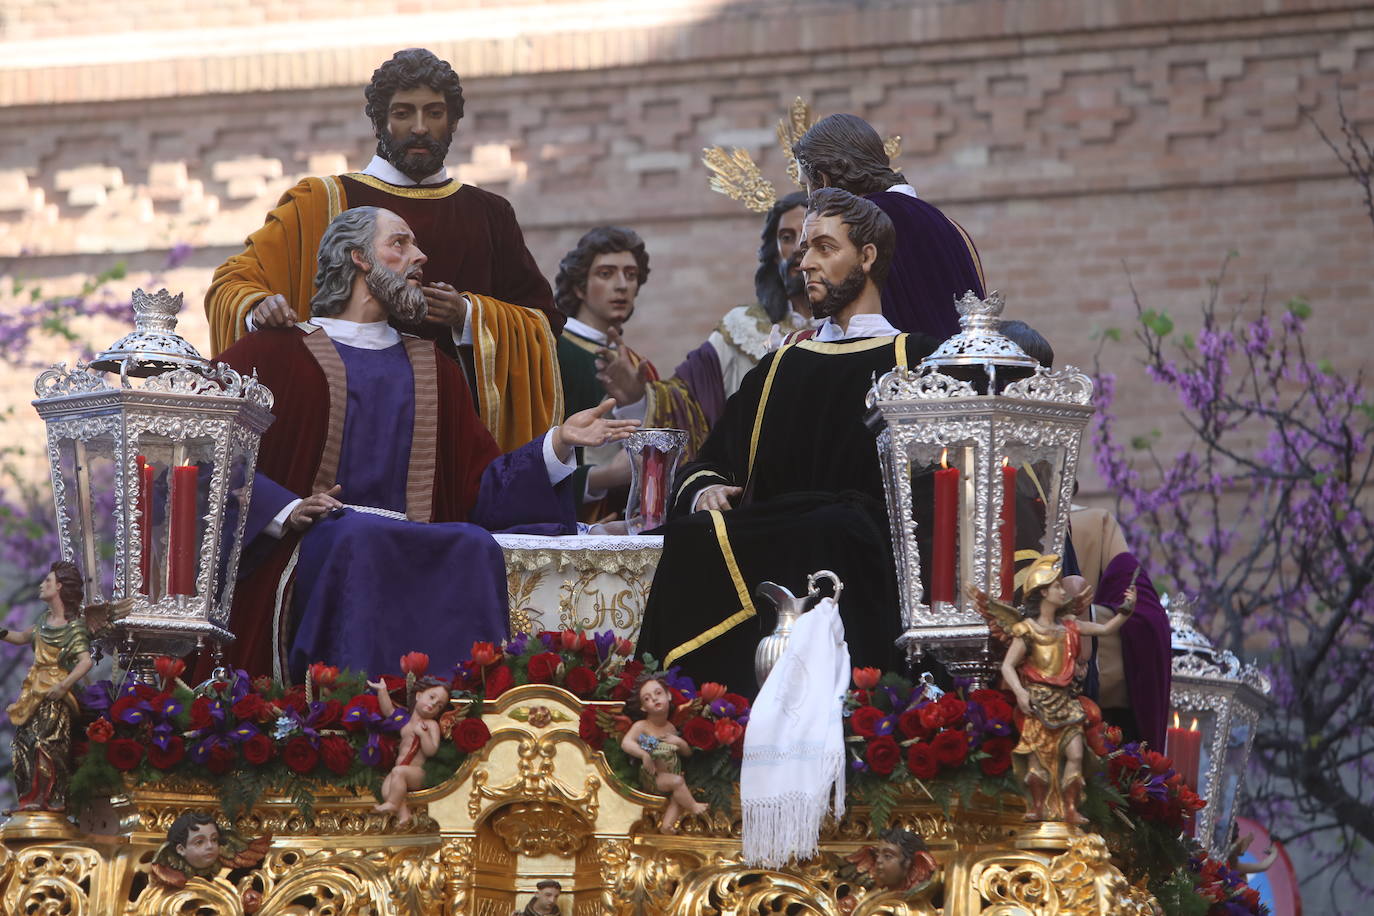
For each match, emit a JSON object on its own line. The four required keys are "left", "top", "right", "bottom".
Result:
{"left": 852, "top": 667, "right": 881, "bottom": 689}
{"left": 399, "top": 652, "right": 429, "bottom": 676}
{"left": 698, "top": 682, "right": 728, "bottom": 703}
{"left": 471, "top": 641, "right": 502, "bottom": 668}
{"left": 308, "top": 662, "right": 339, "bottom": 689}
{"left": 154, "top": 655, "right": 185, "bottom": 685}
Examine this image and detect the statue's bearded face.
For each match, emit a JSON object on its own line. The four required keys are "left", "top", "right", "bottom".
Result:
{"left": 775, "top": 205, "right": 808, "bottom": 302}
{"left": 363, "top": 210, "right": 429, "bottom": 323}
{"left": 378, "top": 85, "right": 454, "bottom": 181}
{"left": 798, "top": 211, "right": 871, "bottom": 320}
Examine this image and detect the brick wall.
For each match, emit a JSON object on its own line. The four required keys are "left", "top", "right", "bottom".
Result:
{"left": 1, "top": 0, "right": 1372, "bottom": 498}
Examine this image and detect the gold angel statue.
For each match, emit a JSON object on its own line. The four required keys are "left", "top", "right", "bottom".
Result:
{"left": 969, "top": 555, "right": 1136, "bottom": 824}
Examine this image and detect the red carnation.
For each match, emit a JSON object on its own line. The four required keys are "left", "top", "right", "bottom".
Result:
{"left": 852, "top": 666, "right": 882, "bottom": 689}
{"left": 527, "top": 652, "right": 563, "bottom": 684}
{"left": 564, "top": 666, "right": 599, "bottom": 698}
{"left": 578, "top": 707, "right": 606, "bottom": 745}
{"left": 242, "top": 734, "right": 274, "bottom": 765}
{"left": 106, "top": 738, "right": 143, "bottom": 771}
{"left": 681, "top": 716, "right": 718, "bottom": 751}
{"left": 850, "top": 705, "right": 884, "bottom": 738}
{"left": 454, "top": 717, "right": 492, "bottom": 754}
{"left": 320, "top": 735, "right": 355, "bottom": 775}
{"left": 906, "top": 742, "right": 938, "bottom": 779}
{"left": 147, "top": 736, "right": 186, "bottom": 770}
{"left": 897, "top": 707, "right": 932, "bottom": 741}
{"left": 189, "top": 696, "right": 215, "bottom": 730}
{"left": 935, "top": 694, "right": 967, "bottom": 727}
{"left": 979, "top": 737, "right": 1014, "bottom": 776}
{"left": 931, "top": 729, "right": 969, "bottom": 768}
{"left": 86, "top": 718, "right": 114, "bottom": 743}
{"left": 205, "top": 743, "right": 236, "bottom": 775}
{"left": 865, "top": 736, "right": 901, "bottom": 775}
{"left": 714, "top": 718, "right": 744, "bottom": 747}
{"left": 232, "top": 693, "right": 271, "bottom": 723}
{"left": 471, "top": 641, "right": 502, "bottom": 668}
{"left": 484, "top": 665, "right": 514, "bottom": 699}
{"left": 284, "top": 736, "right": 319, "bottom": 774}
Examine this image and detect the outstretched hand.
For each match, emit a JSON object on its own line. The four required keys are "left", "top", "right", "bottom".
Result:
{"left": 552, "top": 397, "right": 639, "bottom": 463}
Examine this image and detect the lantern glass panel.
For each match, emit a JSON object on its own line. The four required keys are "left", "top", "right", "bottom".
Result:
{"left": 905, "top": 439, "right": 978, "bottom": 609}
{"left": 1001, "top": 445, "right": 1066, "bottom": 560}
{"left": 1210, "top": 718, "right": 1248, "bottom": 849}
{"left": 54, "top": 433, "right": 119, "bottom": 601}
{"left": 216, "top": 452, "right": 251, "bottom": 614}
{"left": 135, "top": 431, "right": 219, "bottom": 600}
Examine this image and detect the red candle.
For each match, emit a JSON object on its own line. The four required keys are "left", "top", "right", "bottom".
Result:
{"left": 1167, "top": 712, "right": 1204, "bottom": 834}
{"left": 137, "top": 455, "right": 153, "bottom": 595}
{"left": 168, "top": 465, "right": 199, "bottom": 596}
{"left": 999, "top": 459, "right": 1017, "bottom": 601}
{"left": 641, "top": 446, "right": 666, "bottom": 529}
{"left": 931, "top": 448, "right": 959, "bottom": 604}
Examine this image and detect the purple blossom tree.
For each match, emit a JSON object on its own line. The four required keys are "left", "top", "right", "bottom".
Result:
{"left": 1091, "top": 105, "right": 1374, "bottom": 903}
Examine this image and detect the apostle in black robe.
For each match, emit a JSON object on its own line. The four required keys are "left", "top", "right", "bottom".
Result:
{"left": 636, "top": 189, "right": 940, "bottom": 695}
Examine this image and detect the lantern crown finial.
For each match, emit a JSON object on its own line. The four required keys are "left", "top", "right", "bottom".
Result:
{"left": 919, "top": 290, "right": 1039, "bottom": 374}
{"left": 89, "top": 288, "right": 207, "bottom": 378}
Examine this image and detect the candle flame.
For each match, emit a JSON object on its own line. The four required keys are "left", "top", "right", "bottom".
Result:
{"left": 1173, "top": 711, "right": 1180, "bottom": 728}
{"left": 1188, "top": 717, "right": 1199, "bottom": 732}
{"left": 940, "top": 447, "right": 948, "bottom": 469}
{"left": 1002, "top": 456, "right": 1009, "bottom": 468}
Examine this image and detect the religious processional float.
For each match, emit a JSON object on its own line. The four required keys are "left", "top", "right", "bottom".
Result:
{"left": 0, "top": 285, "right": 1271, "bottom": 916}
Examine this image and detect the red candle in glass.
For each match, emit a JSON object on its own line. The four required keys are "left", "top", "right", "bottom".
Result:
{"left": 168, "top": 465, "right": 198, "bottom": 595}
{"left": 999, "top": 459, "right": 1017, "bottom": 601}
{"left": 137, "top": 455, "right": 153, "bottom": 595}
{"left": 931, "top": 448, "right": 958, "bottom": 604}
{"left": 642, "top": 446, "right": 666, "bottom": 529}
{"left": 1167, "top": 712, "right": 1204, "bottom": 835}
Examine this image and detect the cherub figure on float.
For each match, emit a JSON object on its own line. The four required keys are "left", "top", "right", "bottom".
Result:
{"left": 620, "top": 673, "right": 709, "bottom": 834}
{"left": 147, "top": 810, "right": 270, "bottom": 912}
{"left": 3, "top": 561, "right": 129, "bottom": 813}
{"left": 368, "top": 658, "right": 455, "bottom": 826}
{"left": 842, "top": 826, "right": 940, "bottom": 896}
{"left": 969, "top": 554, "right": 1136, "bottom": 825}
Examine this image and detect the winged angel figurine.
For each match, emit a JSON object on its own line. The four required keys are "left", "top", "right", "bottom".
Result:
{"left": 969, "top": 555, "right": 1136, "bottom": 824}
{"left": 150, "top": 811, "right": 272, "bottom": 889}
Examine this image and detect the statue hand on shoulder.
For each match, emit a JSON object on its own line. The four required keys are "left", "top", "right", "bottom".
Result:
{"left": 251, "top": 294, "right": 297, "bottom": 330}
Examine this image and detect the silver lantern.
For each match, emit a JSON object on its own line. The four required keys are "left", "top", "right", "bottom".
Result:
{"left": 866, "top": 291, "right": 1094, "bottom": 685}
{"left": 31, "top": 289, "right": 273, "bottom": 677}
{"left": 1165, "top": 594, "right": 1271, "bottom": 856}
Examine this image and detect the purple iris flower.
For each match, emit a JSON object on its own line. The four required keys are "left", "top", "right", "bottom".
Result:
{"left": 115, "top": 699, "right": 152, "bottom": 726}
{"left": 505, "top": 632, "right": 530, "bottom": 656}
{"left": 189, "top": 734, "right": 227, "bottom": 763}
{"left": 874, "top": 715, "right": 897, "bottom": 737}
{"left": 709, "top": 699, "right": 737, "bottom": 718}
{"left": 81, "top": 681, "right": 114, "bottom": 712}
{"left": 849, "top": 758, "right": 869, "bottom": 773}
{"left": 231, "top": 722, "right": 260, "bottom": 743}
{"left": 150, "top": 722, "right": 175, "bottom": 750}
{"left": 593, "top": 630, "right": 616, "bottom": 661}
{"left": 538, "top": 631, "right": 557, "bottom": 650}
{"left": 660, "top": 666, "right": 695, "bottom": 694}
{"left": 360, "top": 733, "right": 385, "bottom": 766}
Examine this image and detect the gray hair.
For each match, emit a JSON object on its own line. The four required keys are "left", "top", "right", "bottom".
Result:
{"left": 311, "top": 207, "right": 381, "bottom": 317}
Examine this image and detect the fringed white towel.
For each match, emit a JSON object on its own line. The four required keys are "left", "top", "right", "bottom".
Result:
{"left": 740, "top": 596, "right": 850, "bottom": 868}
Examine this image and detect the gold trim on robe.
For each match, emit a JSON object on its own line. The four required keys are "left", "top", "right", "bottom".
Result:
{"left": 344, "top": 173, "right": 466, "bottom": 199}
{"left": 663, "top": 510, "right": 756, "bottom": 668}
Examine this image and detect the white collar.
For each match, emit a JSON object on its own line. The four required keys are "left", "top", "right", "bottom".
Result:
{"left": 361, "top": 155, "right": 451, "bottom": 188}
{"left": 886, "top": 183, "right": 918, "bottom": 198}
{"left": 304, "top": 317, "right": 402, "bottom": 350}
{"left": 815, "top": 312, "right": 900, "bottom": 342}
{"left": 563, "top": 315, "right": 610, "bottom": 346}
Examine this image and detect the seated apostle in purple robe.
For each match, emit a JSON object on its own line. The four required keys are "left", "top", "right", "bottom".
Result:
{"left": 221, "top": 206, "right": 636, "bottom": 681}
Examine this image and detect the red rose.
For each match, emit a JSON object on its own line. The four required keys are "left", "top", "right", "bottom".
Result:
{"left": 284, "top": 736, "right": 319, "bottom": 774}
{"left": 681, "top": 717, "right": 718, "bottom": 751}
{"left": 865, "top": 736, "right": 901, "bottom": 775}
{"left": 906, "top": 742, "right": 938, "bottom": 779}
{"left": 86, "top": 718, "right": 114, "bottom": 743}
{"left": 935, "top": 694, "right": 967, "bottom": 727}
{"left": 850, "top": 705, "right": 883, "bottom": 738}
{"left": 723, "top": 693, "right": 751, "bottom": 714}
{"left": 320, "top": 735, "right": 355, "bottom": 775}
{"left": 979, "top": 737, "right": 1014, "bottom": 776}
{"left": 918, "top": 703, "right": 944, "bottom": 731}
{"left": 205, "top": 743, "right": 236, "bottom": 775}
{"left": 454, "top": 717, "right": 492, "bottom": 754}
{"left": 714, "top": 718, "right": 744, "bottom": 747}
{"left": 931, "top": 729, "right": 969, "bottom": 768}
{"left": 578, "top": 707, "right": 606, "bottom": 745}
{"left": 313, "top": 700, "right": 343, "bottom": 728}
{"left": 471, "top": 641, "right": 502, "bottom": 668}
{"left": 147, "top": 736, "right": 185, "bottom": 770}
{"left": 133, "top": 683, "right": 159, "bottom": 700}
{"left": 978, "top": 696, "right": 1014, "bottom": 723}
{"left": 189, "top": 696, "right": 215, "bottom": 730}
{"left": 969, "top": 688, "right": 1006, "bottom": 706}
{"left": 897, "top": 707, "right": 932, "bottom": 741}
{"left": 106, "top": 738, "right": 143, "bottom": 771}
{"left": 399, "top": 652, "right": 429, "bottom": 676}
{"left": 527, "top": 652, "right": 563, "bottom": 684}
{"left": 564, "top": 666, "right": 599, "bottom": 698}
{"left": 484, "top": 665, "right": 514, "bottom": 699}
{"left": 232, "top": 694, "right": 270, "bottom": 723}
{"left": 852, "top": 666, "right": 882, "bottom": 689}
{"left": 242, "top": 734, "right": 274, "bottom": 765}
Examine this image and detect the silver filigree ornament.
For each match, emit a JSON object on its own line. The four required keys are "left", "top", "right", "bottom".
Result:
{"left": 866, "top": 292, "right": 1095, "bottom": 686}
{"left": 1163, "top": 593, "right": 1272, "bottom": 856}
{"left": 32, "top": 289, "right": 275, "bottom": 682}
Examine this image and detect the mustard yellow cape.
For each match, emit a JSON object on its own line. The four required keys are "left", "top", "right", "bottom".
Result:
{"left": 205, "top": 176, "right": 562, "bottom": 451}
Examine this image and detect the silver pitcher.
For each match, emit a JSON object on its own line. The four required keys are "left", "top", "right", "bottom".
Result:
{"left": 754, "top": 570, "right": 844, "bottom": 686}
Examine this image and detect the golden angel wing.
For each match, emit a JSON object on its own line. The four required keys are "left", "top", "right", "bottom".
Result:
{"left": 83, "top": 596, "right": 134, "bottom": 638}
{"left": 968, "top": 586, "right": 1021, "bottom": 645}
{"left": 702, "top": 147, "right": 777, "bottom": 213}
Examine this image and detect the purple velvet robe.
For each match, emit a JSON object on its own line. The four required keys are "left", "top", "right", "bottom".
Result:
{"left": 1094, "top": 552, "right": 1172, "bottom": 752}
{"left": 247, "top": 341, "right": 571, "bottom": 679}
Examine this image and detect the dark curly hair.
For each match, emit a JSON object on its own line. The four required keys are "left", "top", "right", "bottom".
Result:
{"left": 364, "top": 48, "right": 465, "bottom": 136}
{"left": 553, "top": 226, "right": 651, "bottom": 318}
{"left": 793, "top": 113, "right": 906, "bottom": 196}
{"left": 805, "top": 187, "right": 896, "bottom": 288}
{"left": 755, "top": 191, "right": 808, "bottom": 323}
{"left": 167, "top": 811, "right": 218, "bottom": 852}
{"left": 49, "top": 561, "right": 83, "bottom": 618}
{"left": 879, "top": 827, "right": 929, "bottom": 864}
{"left": 623, "top": 671, "right": 668, "bottom": 720}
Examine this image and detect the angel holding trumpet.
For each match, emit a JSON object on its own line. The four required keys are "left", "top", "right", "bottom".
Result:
{"left": 968, "top": 554, "right": 1136, "bottom": 825}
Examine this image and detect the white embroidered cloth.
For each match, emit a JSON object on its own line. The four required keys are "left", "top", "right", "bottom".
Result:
{"left": 740, "top": 596, "right": 850, "bottom": 867}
